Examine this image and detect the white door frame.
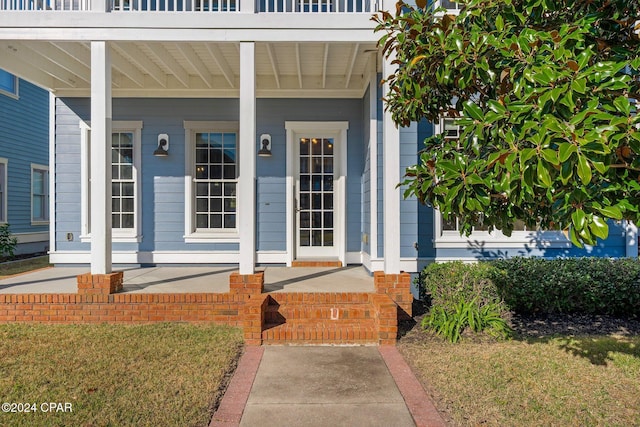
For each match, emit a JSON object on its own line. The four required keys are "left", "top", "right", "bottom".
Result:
{"left": 285, "top": 121, "right": 349, "bottom": 266}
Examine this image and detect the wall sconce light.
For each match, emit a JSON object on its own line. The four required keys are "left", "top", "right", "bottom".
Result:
{"left": 258, "top": 134, "right": 272, "bottom": 157}
{"left": 154, "top": 134, "right": 169, "bottom": 157}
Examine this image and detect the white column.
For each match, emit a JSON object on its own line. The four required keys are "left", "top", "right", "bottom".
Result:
{"left": 368, "top": 56, "right": 378, "bottom": 261}
{"left": 382, "top": 54, "right": 401, "bottom": 274}
{"left": 625, "top": 221, "right": 638, "bottom": 257}
{"left": 90, "top": 41, "right": 113, "bottom": 274}
{"left": 49, "top": 92, "right": 56, "bottom": 255}
{"left": 238, "top": 42, "right": 256, "bottom": 274}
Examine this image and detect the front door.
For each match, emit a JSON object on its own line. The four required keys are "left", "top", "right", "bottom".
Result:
{"left": 295, "top": 135, "right": 338, "bottom": 258}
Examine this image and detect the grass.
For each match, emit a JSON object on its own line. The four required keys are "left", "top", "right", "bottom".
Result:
{"left": 399, "top": 334, "right": 640, "bottom": 426}
{"left": 0, "top": 256, "right": 51, "bottom": 278}
{"left": 0, "top": 323, "right": 243, "bottom": 426}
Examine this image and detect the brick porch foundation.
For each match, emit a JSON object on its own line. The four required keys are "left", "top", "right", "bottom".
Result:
{"left": 373, "top": 271, "right": 413, "bottom": 321}
{"left": 0, "top": 269, "right": 406, "bottom": 345}
{"left": 229, "top": 272, "right": 264, "bottom": 295}
{"left": 77, "top": 272, "right": 124, "bottom": 295}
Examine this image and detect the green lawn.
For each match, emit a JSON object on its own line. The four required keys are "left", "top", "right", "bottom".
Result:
{"left": 0, "top": 256, "right": 51, "bottom": 278}
{"left": 399, "top": 334, "right": 640, "bottom": 426}
{"left": 0, "top": 323, "right": 243, "bottom": 426}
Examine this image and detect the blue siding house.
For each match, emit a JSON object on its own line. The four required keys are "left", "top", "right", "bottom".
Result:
{"left": 0, "top": 69, "right": 50, "bottom": 257}
{"left": 0, "top": 1, "right": 635, "bottom": 278}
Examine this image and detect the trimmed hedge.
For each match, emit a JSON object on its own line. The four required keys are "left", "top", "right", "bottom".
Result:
{"left": 417, "top": 262, "right": 512, "bottom": 342}
{"left": 490, "top": 257, "right": 640, "bottom": 317}
{"left": 416, "top": 258, "right": 640, "bottom": 319}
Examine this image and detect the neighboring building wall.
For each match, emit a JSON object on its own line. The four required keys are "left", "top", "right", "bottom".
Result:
{"left": 0, "top": 74, "right": 49, "bottom": 256}
{"left": 54, "top": 97, "right": 364, "bottom": 260}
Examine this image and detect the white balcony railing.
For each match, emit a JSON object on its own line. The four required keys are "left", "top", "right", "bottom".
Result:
{"left": 261, "top": 0, "right": 373, "bottom": 12}
{"left": 0, "top": 0, "right": 90, "bottom": 10}
{"left": 1, "top": 0, "right": 374, "bottom": 11}
{"left": 111, "top": 0, "right": 238, "bottom": 11}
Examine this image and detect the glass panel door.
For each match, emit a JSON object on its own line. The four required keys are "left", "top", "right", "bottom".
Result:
{"left": 296, "top": 136, "right": 337, "bottom": 258}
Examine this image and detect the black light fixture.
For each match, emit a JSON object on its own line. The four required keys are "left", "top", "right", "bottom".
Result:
{"left": 154, "top": 134, "right": 169, "bottom": 157}
{"left": 258, "top": 133, "right": 272, "bottom": 157}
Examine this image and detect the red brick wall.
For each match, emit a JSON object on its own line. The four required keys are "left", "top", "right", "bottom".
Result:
{"left": 374, "top": 271, "right": 413, "bottom": 320}
{"left": 0, "top": 293, "right": 243, "bottom": 325}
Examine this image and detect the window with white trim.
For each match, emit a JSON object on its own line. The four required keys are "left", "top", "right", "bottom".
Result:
{"left": 184, "top": 121, "right": 239, "bottom": 242}
{"left": 0, "top": 69, "right": 18, "bottom": 98}
{"left": 434, "top": 0, "right": 461, "bottom": 13}
{"left": 434, "top": 117, "right": 569, "bottom": 248}
{"left": 31, "top": 164, "right": 49, "bottom": 224}
{"left": 80, "top": 121, "right": 143, "bottom": 242}
{"left": 0, "top": 158, "right": 7, "bottom": 223}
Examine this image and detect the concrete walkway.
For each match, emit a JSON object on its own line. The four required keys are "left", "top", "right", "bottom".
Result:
{"left": 210, "top": 346, "right": 446, "bottom": 427}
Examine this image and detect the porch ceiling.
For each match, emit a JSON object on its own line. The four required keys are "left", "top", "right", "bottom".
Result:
{"left": 0, "top": 40, "right": 379, "bottom": 98}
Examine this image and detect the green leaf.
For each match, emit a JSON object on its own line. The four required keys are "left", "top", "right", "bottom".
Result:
{"left": 589, "top": 215, "right": 609, "bottom": 240}
{"left": 577, "top": 155, "right": 592, "bottom": 185}
{"left": 571, "top": 209, "right": 587, "bottom": 231}
{"left": 537, "top": 159, "right": 552, "bottom": 187}
{"left": 492, "top": 13, "right": 504, "bottom": 31}
{"left": 541, "top": 149, "right": 559, "bottom": 165}
{"left": 463, "top": 101, "right": 484, "bottom": 121}
{"left": 558, "top": 143, "right": 577, "bottom": 162}
{"left": 613, "top": 96, "right": 631, "bottom": 116}
{"left": 571, "top": 78, "right": 587, "bottom": 94}
{"left": 568, "top": 227, "right": 584, "bottom": 248}
{"left": 597, "top": 205, "right": 623, "bottom": 220}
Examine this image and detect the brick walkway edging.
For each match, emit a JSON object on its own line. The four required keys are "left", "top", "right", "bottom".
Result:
{"left": 379, "top": 346, "right": 447, "bottom": 427}
{"left": 209, "top": 346, "right": 264, "bottom": 427}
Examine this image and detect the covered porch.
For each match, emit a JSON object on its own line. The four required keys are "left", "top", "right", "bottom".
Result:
{"left": 0, "top": 264, "right": 375, "bottom": 294}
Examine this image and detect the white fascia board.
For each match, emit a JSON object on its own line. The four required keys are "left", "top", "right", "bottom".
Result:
{"left": 54, "top": 87, "right": 368, "bottom": 99}
{"left": 0, "top": 27, "right": 378, "bottom": 43}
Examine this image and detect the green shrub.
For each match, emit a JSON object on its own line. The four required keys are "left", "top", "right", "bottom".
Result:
{"left": 418, "top": 262, "right": 512, "bottom": 342}
{"left": 490, "top": 257, "right": 640, "bottom": 317}
{"left": 0, "top": 224, "right": 17, "bottom": 259}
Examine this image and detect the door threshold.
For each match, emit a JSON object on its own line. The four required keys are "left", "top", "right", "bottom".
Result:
{"left": 291, "top": 259, "right": 342, "bottom": 267}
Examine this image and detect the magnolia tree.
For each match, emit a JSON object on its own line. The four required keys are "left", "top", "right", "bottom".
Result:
{"left": 374, "top": 0, "right": 640, "bottom": 246}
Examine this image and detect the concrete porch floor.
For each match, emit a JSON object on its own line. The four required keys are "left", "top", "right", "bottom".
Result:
{"left": 0, "top": 265, "right": 375, "bottom": 294}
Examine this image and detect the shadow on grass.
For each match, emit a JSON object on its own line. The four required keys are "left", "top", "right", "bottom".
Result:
{"left": 551, "top": 336, "right": 640, "bottom": 366}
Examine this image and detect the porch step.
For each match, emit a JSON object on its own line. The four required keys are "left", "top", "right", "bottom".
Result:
{"left": 291, "top": 260, "right": 342, "bottom": 267}
{"left": 244, "top": 292, "right": 398, "bottom": 345}
{"left": 262, "top": 320, "right": 377, "bottom": 344}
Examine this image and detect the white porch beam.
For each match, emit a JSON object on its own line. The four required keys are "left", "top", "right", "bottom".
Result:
{"left": 238, "top": 41, "right": 256, "bottom": 275}
{"left": 110, "top": 48, "right": 146, "bottom": 88}
{"left": 382, "top": 54, "right": 401, "bottom": 274}
{"left": 90, "top": 41, "right": 113, "bottom": 275}
{"left": 206, "top": 43, "right": 236, "bottom": 89}
{"left": 147, "top": 43, "right": 190, "bottom": 88}
{"left": 295, "top": 43, "right": 303, "bottom": 89}
{"left": 345, "top": 43, "right": 359, "bottom": 89}
{"left": 2, "top": 42, "right": 83, "bottom": 88}
{"left": 176, "top": 43, "right": 213, "bottom": 89}
{"left": 25, "top": 42, "right": 91, "bottom": 85}
{"left": 322, "top": 43, "right": 329, "bottom": 89}
{"left": 112, "top": 43, "right": 167, "bottom": 88}
{"left": 265, "top": 43, "right": 281, "bottom": 89}
{"left": 0, "top": 45, "right": 57, "bottom": 90}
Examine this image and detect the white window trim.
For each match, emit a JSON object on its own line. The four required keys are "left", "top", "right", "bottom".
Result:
{"left": 30, "top": 163, "right": 49, "bottom": 225}
{"left": 80, "top": 120, "right": 143, "bottom": 243}
{"left": 0, "top": 72, "right": 18, "bottom": 100}
{"left": 432, "top": 118, "right": 571, "bottom": 249}
{"left": 183, "top": 121, "right": 240, "bottom": 243}
{"left": 0, "top": 157, "right": 7, "bottom": 224}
